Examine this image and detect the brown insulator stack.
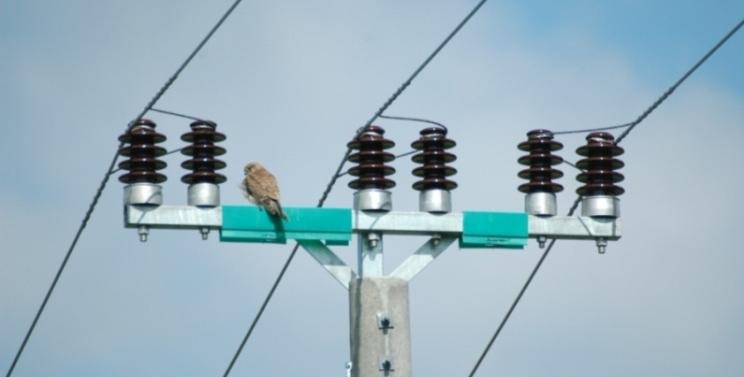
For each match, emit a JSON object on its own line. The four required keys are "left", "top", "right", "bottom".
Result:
{"left": 411, "top": 127, "right": 456, "bottom": 213}
{"left": 181, "top": 120, "right": 227, "bottom": 185}
{"left": 347, "top": 125, "right": 396, "bottom": 211}
{"left": 517, "top": 129, "right": 563, "bottom": 217}
{"left": 347, "top": 125, "right": 396, "bottom": 190}
{"left": 576, "top": 131, "right": 625, "bottom": 253}
{"left": 576, "top": 132, "right": 624, "bottom": 197}
{"left": 517, "top": 129, "right": 563, "bottom": 194}
{"left": 118, "top": 119, "right": 167, "bottom": 185}
{"left": 411, "top": 127, "right": 457, "bottom": 191}
{"left": 181, "top": 120, "right": 226, "bottom": 209}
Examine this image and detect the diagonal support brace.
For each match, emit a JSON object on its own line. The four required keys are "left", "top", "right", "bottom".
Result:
{"left": 390, "top": 237, "right": 456, "bottom": 281}
{"left": 299, "top": 240, "right": 356, "bottom": 290}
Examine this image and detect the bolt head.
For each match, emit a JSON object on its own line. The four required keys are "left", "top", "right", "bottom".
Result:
{"left": 137, "top": 226, "right": 149, "bottom": 242}
{"left": 380, "top": 360, "right": 392, "bottom": 371}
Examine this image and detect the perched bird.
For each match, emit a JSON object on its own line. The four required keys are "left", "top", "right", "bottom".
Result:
{"left": 242, "top": 162, "right": 288, "bottom": 220}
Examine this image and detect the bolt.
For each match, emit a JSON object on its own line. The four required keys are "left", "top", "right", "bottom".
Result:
{"left": 380, "top": 360, "right": 392, "bottom": 372}
{"left": 138, "top": 226, "right": 149, "bottom": 243}
{"left": 367, "top": 233, "right": 380, "bottom": 248}
{"left": 200, "top": 227, "right": 210, "bottom": 240}
{"left": 431, "top": 234, "right": 441, "bottom": 246}
{"left": 381, "top": 318, "right": 391, "bottom": 329}
{"left": 377, "top": 313, "right": 393, "bottom": 330}
{"left": 537, "top": 235, "right": 547, "bottom": 248}
{"left": 596, "top": 237, "right": 608, "bottom": 254}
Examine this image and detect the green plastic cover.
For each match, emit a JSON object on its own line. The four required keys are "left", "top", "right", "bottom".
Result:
{"left": 220, "top": 206, "right": 352, "bottom": 245}
{"left": 460, "top": 211, "right": 528, "bottom": 249}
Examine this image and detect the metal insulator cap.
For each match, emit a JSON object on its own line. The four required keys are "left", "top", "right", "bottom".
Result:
{"left": 517, "top": 129, "right": 563, "bottom": 193}
{"left": 575, "top": 132, "right": 624, "bottom": 196}
{"left": 181, "top": 120, "right": 227, "bottom": 185}
{"left": 347, "top": 125, "right": 396, "bottom": 190}
{"left": 411, "top": 127, "right": 457, "bottom": 191}
{"left": 118, "top": 119, "right": 168, "bottom": 184}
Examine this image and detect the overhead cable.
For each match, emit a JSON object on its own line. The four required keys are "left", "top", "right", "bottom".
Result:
{"left": 616, "top": 16, "right": 744, "bottom": 143}
{"left": 222, "top": 1, "right": 490, "bottom": 375}
{"left": 4, "top": 2, "right": 245, "bottom": 376}
{"left": 467, "top": 15, "right": 744, "bottom": 377}
{"left": 379, "top": 114, "right": 449, "bottom": 132}
{"left": 150, "top": 107, "right": 209, "bottom": 122}
{"left": 552, "top": 122, "right": 633, "bottom": 135}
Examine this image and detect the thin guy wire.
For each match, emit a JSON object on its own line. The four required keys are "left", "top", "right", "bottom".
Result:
{"left": 150, "top": 107, "right": 208, "bottom": 122}
{"left": 552, "top": 122, "right": 633, "bottom": 135}
{"left": 468, "top": 16, "right": 744, "bottom": 377}
{"left": 562, "top": 159, "right": 582, "bottom": 172}
{"left": 4, "top": 2, "right": 244, "bottom": 377}
{"left": 222, "top": 1, "right": 490, "bottom": 374}
{"left": 379, "top": 114, "right": 448, "bottom": 132}
{"left": 395, "top": 149, "right": 419, "bottom": 159}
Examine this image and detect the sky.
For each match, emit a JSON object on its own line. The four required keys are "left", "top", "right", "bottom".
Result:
{"left": 1, "top": 0, "right": 743, "bottom": 376}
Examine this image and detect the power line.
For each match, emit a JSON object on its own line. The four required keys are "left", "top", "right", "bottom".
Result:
{"left": 150, "top": 107, "right": 209, "bottom": 122}
{"left": 222, "top": 1, "right": 489, "bottom": 374}
{"left": 467, "top": 195, "right": 582, "bottom": 377}
{"left": 221, "top": 244, "right": 301, "bottom": 377}
{"left": 4, "top": 2, "right": 245, "bottom": 376}
{"left": 467, "top": 16, "right": 744, "bottom": 377}
{"left": 358, "top": 0, "right": 489, "bottom": 134}
{"left": 616, "top": 16, "right": 744, "bottom": 143}
{"left": 379, "top": 114, "right": 448, "bottom": 132}
{"left": 556, "top": 16, "right": 743, "bottom": 142}
{"left": 373, "top": 118, "right": 616, "bottom": 171}
{"left": 316, "top": 0, "right": 489, "bottom": 208}
{"left": 552, "top": 122, "right": 633, "bottom": 135}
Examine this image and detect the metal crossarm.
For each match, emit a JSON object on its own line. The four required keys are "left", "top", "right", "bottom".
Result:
{"left": 124, "top": 205, "right": 622, "bottom": 242}
{"left": 123, "top": 202, "right": 623, "bottom": 377}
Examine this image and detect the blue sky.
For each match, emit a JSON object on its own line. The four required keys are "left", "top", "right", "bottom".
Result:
{"left": 1, "top": 1, "right": 743, "bottom": 376}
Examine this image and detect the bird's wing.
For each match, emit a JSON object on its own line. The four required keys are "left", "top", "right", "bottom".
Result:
{"left": 240, "top": 177, "right": 255, "bottom": 201}
{"left": 247, "top": 168, "right": 281, "bottom": 201}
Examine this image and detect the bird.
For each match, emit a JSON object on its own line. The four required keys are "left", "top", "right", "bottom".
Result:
{"left": 241, "top": 162, "right": 288, "bottom": 220}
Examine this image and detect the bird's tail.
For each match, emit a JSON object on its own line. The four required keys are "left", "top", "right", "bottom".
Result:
{"left": 273, "top": 200, "right": 288, "bottom": 221}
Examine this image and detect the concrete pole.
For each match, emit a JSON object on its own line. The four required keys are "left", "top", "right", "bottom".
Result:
{"left": 349, "top": 277, "right": 411, "bottom": 377}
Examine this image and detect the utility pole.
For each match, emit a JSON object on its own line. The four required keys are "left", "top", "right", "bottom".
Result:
{"left": 349, "top": 277, "right": 411, "bottom": 377}
{"left": 117, "top": 121, "right": 624, "bottom": 376}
